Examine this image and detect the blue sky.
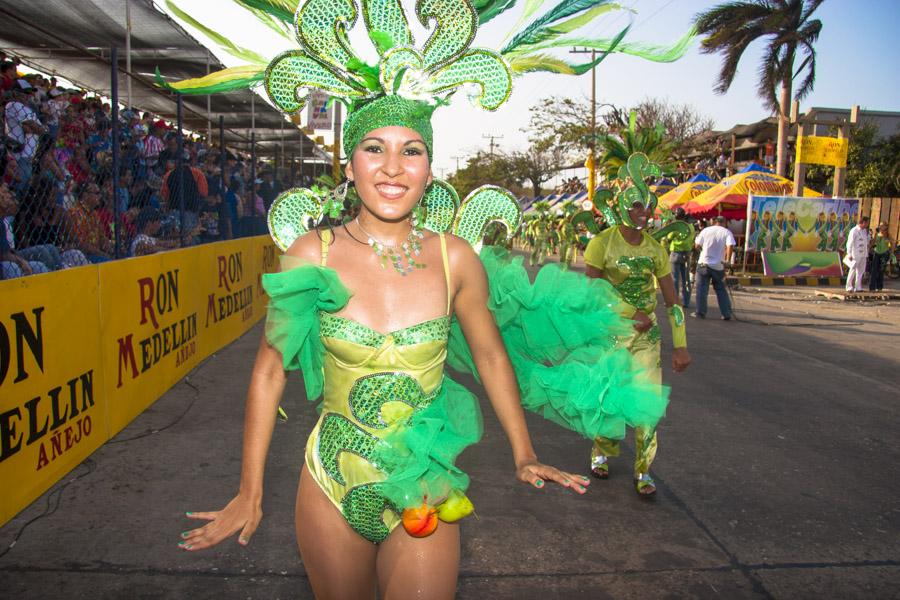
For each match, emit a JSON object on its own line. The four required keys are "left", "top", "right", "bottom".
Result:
{"left": 161, "top": 0, "right": 900, "bottom": 176}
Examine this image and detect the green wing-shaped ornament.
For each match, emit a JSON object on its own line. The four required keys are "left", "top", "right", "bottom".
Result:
{"left": 452, "top": 185, "right": 522, "bottom": 250}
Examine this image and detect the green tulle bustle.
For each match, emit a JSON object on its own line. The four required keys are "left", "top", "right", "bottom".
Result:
{"left": 447, "top": 246, "right": 670, "bottom": 440}
{"left": 374, "top": 376, "right": 483, "bottom": 509}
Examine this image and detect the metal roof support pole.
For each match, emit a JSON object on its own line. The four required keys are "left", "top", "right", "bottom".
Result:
{"left": 290, "top": 150, "right": 296, "bottom": 185}
{"left": 125, "top": 0, "right": 132, "bottom": 108}
{"left": 206, "top": 51, "right": 212, "bottom": 142}
{"left": 220, "top": 115, "right": 228, "bottom": 239}
{"left": 111, "top": 46, "right": 121, "bottom": 259}
{"left": 177, "top": 95, "right": 185, "bottom": 247}
{"left": 251, "top": 130, "right": 257, "bottom": 234}
{"left": 280, "top": 118, "right": 285, "bottom": 179}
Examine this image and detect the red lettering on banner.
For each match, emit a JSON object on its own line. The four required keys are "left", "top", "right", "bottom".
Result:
{"left": 138, "top": 277, "right": 158, "bottom": 329}
{"left": 206, "top": 293, "right": 218, "bottom": 326}
{"left": 117, "top": 334, "right": 139, "bottom": 388}
{"left": 217, "top": 256, "right": 231, "bottom": 292}
{"left": 35, "top": 414, "right": 93, "bottom": 471}
{"left": 137, "top": 271, "right": 180, "bottom": 329}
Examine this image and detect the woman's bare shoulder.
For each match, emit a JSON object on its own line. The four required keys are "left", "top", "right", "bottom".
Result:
{"left": 285, "top": 229, "right": 329, "bottom": 263}
{"left": 442, "top": 233, "right": 483, "bottom": 280}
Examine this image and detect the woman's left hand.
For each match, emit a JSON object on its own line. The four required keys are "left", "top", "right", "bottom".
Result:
{"left": 516, "top": 460, "right": 590, "bottom": 494}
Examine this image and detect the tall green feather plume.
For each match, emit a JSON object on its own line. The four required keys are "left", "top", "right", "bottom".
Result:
{"left": 502, "top": 0, "right": 619, "bottom": 53}
{"left": 520, "top": 26, "right": 696, "bottom": 63}
{"left": 232, "top": 1, "right": 294, "bottom": 39}
{"left": 166, "top": 0, "right": 268, "bottom": 65}
{"left": 508, "top": 54, "right": 576, "bottom": 74}
{"left": 155, "top": 65, "right": 265, "bottom": 94}
{"left": 473, "top": 0, "right": 518, "bottom": 24}
{"left": 506, "top": 23, "right": 628, "bottom": 74}
{"left": 232, "top": 0, "right": 297, "bottom": 22}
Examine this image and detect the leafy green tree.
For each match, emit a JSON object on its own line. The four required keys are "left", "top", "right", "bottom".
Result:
{"left": 694, "top": 0, "right": 823, "bottom": 177}
{"left": 806, "top": 123, "right": 900, "bottom": 197}
{"left": 508, "top": 137, "right": 569, "bottom": 197}
{"left": 446, "top": 152, "right": 523, "bottom": 199}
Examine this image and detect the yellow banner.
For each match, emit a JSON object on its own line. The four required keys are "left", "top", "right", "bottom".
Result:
{"left": 796, "top": 135, "right": 849, "bottom": 168}
{"left": 1, "top": 236, "right": 279, "bottom": 526}
{"left": 100, "top": 246, "right": 206, "bottom": 434}
{"left": 197, "top": 237, "right": 279, "bottom": 357}
{"left": 0, "top": 268, "right": 109, "bottom": 525}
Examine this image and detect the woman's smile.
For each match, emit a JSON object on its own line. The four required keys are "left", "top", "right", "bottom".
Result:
{"left": 375, "top": 182, "right": 409, "bottom": 199}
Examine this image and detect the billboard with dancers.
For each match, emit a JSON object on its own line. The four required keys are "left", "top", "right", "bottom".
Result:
{"left": 745, "top": 195, "right": 860, "bottom": 254}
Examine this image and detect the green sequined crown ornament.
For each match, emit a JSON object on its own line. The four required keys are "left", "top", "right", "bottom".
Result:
{"left": 159, "top": 0, "right": 696, "bottom": 251}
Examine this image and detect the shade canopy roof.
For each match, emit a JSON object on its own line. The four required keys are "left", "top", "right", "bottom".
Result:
{"left": 0, "top": 0, "right": 323, "bottom": 158}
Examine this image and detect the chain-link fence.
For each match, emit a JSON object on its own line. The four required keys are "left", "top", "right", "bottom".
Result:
{"left": 1, "top": 56, "right": 311, "bottom": 280}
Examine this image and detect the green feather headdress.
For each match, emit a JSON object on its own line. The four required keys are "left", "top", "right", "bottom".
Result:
{"left": 158, "top": 0, "right": 696, "bottom": 132}
{"left": 158, "top": 0, "right": 695, "bottom": 249}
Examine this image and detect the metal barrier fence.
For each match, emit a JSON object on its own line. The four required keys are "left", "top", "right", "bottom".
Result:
{"left": 0, "top": 48, "right": 318, "bottom": 281}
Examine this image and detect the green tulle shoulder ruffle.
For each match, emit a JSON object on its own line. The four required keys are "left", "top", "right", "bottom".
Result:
{"left": 261, "top": 257, "right": 350, "bottom": 401}
{"left": 447, "top": 246, "right": 670, "bottom": 440}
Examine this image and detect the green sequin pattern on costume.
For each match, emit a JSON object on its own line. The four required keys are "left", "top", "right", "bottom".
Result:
{"left": 341, "top": 483, "right": 399, "bottom": 543}
{"left": 342, "top": 95, "right": 435, "bottom": 158}
{"left": 317, "top": 413, "right": 379, "bottom": 485}
{"left": 266, "top": 188, "right": 322, "bottom": 250}
{"left": 349, "top": 372, "right": 438, "bottom": 427}
{"left": 422, "top": 180, "right": 460, "bottom": 233}
{"left": 319, "top": 313, "right": 450, "bottom": 347}
{"left": 320, "top": 313, "right": 385, "bottom": 347}
{"left": 452, "top": 185, "right": 522, "bottom": 247}
{"left": 614, "top": 255, "right": 657, "bottom": 313}
{"left": 647, "top": 324, "right": 661, "bottom": 345}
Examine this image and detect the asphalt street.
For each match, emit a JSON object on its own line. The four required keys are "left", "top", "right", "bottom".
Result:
{"left": 1, "top": 273, "right": 898, "bottom": 599}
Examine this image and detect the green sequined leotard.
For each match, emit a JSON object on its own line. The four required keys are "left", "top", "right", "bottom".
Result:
{"left": 305, "top": 231, "right": 454, "bottom": 543}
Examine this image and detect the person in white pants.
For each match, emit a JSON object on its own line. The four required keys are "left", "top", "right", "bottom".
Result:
{"left": 844, "top": 216, "right": 870, "bottom": 292}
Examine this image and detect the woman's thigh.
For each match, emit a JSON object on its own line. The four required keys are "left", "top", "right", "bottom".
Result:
{"left": 376, "top": 520, "right": 460, "bottom": 600}
{"left": 295, "top": 465, "right": 379, "bottom": 600}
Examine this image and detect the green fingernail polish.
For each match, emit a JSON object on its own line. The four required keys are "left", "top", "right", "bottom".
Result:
{"left": 185, "top": 545, "right": 192, "bottom": 550}
{"left": 185, "top": 512, "right": 193, "bottom": 516}
{"left": 181, "top": 531, "right": 189, "bottom": 538}
{"left": 535, "top": 479, "right": 544, "bottom": 487}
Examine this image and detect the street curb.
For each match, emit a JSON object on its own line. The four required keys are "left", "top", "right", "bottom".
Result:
{"left": 726, "top": 276, "right": 844, "bottom": 287}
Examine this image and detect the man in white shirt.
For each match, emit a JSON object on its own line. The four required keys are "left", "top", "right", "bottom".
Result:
{"left": 693, "top": 216, "right": 736, "bottom": 320}
{"left": 844, "top": 216, "right": 870, "bottom": 292}
{"left": 4, "top": 80, "right": 45, "bottom": 191}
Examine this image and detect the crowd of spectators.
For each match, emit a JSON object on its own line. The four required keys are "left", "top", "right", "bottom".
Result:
{"left": 1, "top": 56, "right": 295, "bottom": 280}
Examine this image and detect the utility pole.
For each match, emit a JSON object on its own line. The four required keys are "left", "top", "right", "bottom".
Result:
{"left": 482, "top": 133, "right": 504, "bottom": 156}
{"left": 451, "top": 155, "right": 464, "bottom": 172}
{"left": 570, "top": 47, "right": 597, "bottom": 200}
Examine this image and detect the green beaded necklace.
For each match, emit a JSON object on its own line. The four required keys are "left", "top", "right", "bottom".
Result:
{"left": 355, "top": 217, "right": 426, "bottom": 276}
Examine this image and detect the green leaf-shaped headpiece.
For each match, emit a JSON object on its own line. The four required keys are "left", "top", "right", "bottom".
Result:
{"left": 262, "top": 0, "right": 513, "bottom": 159}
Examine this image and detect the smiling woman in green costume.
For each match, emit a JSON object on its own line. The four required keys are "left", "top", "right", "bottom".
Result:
{"left": 163, "top": 0, "right": 694, "bottom": 596}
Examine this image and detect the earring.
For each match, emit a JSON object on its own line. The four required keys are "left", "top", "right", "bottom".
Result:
{"left": 410, "top": 199, "right": 427, "bottom": 230}
{"left": 324, "top": 180, "right": 350, "bottom": 218}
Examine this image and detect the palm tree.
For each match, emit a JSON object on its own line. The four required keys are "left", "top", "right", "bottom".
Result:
{"left": 694, "top": 0, "right": 823, "bottom": 177}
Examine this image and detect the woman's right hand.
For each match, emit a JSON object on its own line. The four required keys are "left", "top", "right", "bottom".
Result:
{"left": 178, "top": 494, "right": 262, "bottom": 551}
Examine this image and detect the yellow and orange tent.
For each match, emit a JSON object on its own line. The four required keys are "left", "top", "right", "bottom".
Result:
{"left": 658, "top": 173, "right": 716, "bottom": 209}
{"left": 684, "top": 164, "right": 821, "bottom": 216}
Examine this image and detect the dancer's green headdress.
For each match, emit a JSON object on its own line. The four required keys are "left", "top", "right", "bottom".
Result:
{"left": 160, "top": 0, "right": 695, "bottom": 246}
{"left": 160, "top": 0, "right": 695, "bottom": 158}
